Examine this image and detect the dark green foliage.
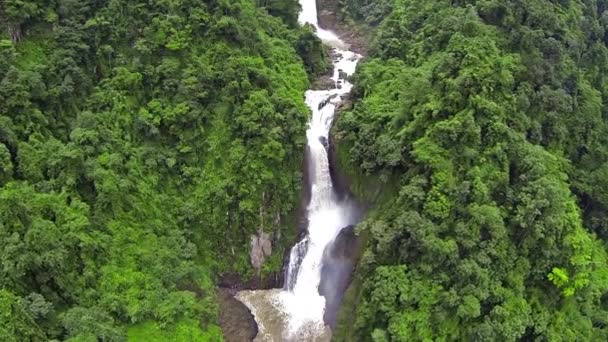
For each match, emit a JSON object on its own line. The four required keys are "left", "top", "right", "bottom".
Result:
{"left": 296, "top": 24, "right": 331, "bottom": 79}
{"left": 61, "top": 307, "right": 125, "bottom": 342}
{"left": 335, "top": 0, "right": 608, "bottom": 340}
{"left": 1, "top": 0, "right": 317, "bottom": 339}
{"left": 0, "top": 290, "right": 46, "bottom": 342}
{"left": 256, "top": 0, "right": 302, "bottom": 27}
{"left": 339, "top": 0, "right": 393, "bottom": 26}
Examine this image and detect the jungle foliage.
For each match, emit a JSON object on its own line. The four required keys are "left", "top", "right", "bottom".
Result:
{"left": 0, "top": 0, "right": 325, "bottom": 340}
{"left": 335, "top": 0, "right": 608, "bottom": 340}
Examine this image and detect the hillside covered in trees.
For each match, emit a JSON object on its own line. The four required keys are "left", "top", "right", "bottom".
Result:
{"left": 3, "top": 0, "right": 608, "bottom": 340}
{"left": 0, "top": 0, "right": 328, "bottom": 340}
{"left": 334, "top": 0, "right": 608, "bottom": 340}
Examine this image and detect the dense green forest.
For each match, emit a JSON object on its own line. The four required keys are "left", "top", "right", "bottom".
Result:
{"left": 0, "top": 0, "right": 328, "bottom": 340}
{"left": 4, "top": 0, "right": 608, "bottom": 340}
{"left": 334, "top": 0, "right": 608, "bottom": 340}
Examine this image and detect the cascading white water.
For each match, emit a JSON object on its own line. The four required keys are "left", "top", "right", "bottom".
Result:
{"left": 297, "top": 0, "right": 344, "bottom": 48}
{"left": 236, "top": 1, "right": 361, "bottom": 340}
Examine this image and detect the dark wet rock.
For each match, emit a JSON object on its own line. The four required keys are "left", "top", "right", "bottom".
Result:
{"left": 338, "top": 69, "right": 348, "bottom": 80}
{"left": 218, "top": 288, "right": 258, "bottom": 342}
{"left": 318, "top": 93, "right": 338, "bottom": 110}
{"left": 319, "top": 136, "right": 328, "bottom": 148}
{"left": 311, "top": 74, "right": 335, "bottom": 90}
{"left": 329, "top": 225, "right": 361, "bottom": 260}
{"left": 319, "top": 225, "right": 363, "bottom": 327}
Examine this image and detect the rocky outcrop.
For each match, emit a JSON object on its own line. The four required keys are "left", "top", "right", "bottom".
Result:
{"left": 317, "top": 0, "right": 339, "bottom": 31}
{"left": 316, "top": 0, "right": 368, "bottom": 55}
{"left": 218, "top": 288, "right": 258, "bottom": 342}
{"left": 318, "top": 94, "right": 338, "bottom": 111}
{"left": 311, "top": 74, "right": 335, "bottom": 90}
{"left": 217, "top": 231, "right": 282, "bottom": 290}
{"left": 250, "top": 232, "right": 272, "bottom": 272}
{"left": 328, "top": 225, "right": 362, "bottom": 261}
{"left": 319, "top": 225, "right": 363, "bottom": 327}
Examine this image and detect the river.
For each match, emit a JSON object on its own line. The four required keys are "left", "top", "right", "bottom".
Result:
{"left": 236, "top": 1, "right": 362, "bottom": 340}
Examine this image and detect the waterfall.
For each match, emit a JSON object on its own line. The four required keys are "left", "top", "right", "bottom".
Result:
{"left": 236, "top": 1, "right": 361, "bottom": 340}
{"left": 278, "top": 0, "right": 362, "bottom": 339}
{"left": 284, "top": 237, "right": 309, "bottom": 291}
{"left": 298, "top": 0, "right": 345, "bottom": 48}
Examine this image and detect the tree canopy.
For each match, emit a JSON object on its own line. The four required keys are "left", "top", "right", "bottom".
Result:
{"left": 334, "top": 0, "right": 608, "bottom": 340}
{"left": 0, "top": 0, "right": 326, "bottom": 339}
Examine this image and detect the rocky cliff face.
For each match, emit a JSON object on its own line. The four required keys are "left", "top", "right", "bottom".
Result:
{"left": 319, "top": 225, "right": 363, "bottom": 327}
{"left": 317, "top": 0, "right": 339, "bottom": 31}
{"left": 250, "top": 232, "right": 273, "bottom": 272}
{"left": 316, "top": 0, "right": 368, "bottom": 55}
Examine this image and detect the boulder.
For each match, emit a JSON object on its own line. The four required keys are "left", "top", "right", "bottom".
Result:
{"left": 329, "top": 225, "right": 359, "bottom": 261}
{"left": 318, "top": 93, "right": 338, "bottom": 110}
{"left": 319, "top": 136, "right": 329, "bottom": 148}
{"left": 311, "top": 74, "right": 336, "bottom": 90}
{"left": 218, "top": 289, "right": 258, "bottom": 342}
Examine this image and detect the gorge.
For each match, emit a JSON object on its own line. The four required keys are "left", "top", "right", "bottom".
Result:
{"left": 3, "top": 0, "right": 608, "bottom": 340}
{"left": 236, "top": 1, "right": 363, "bottom": 340}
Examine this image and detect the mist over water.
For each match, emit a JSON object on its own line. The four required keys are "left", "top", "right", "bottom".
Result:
{"left": 236, "top": 1, "right": 361, "bottom": 340}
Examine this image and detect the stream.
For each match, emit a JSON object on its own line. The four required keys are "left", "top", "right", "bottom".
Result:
{"left": 236, "top": 1, "right": 362, "bottom": 340}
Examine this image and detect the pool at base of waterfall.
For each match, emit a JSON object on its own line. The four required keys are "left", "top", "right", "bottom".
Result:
{"left": 236, "top": 290, "right": 333, "bottom": 342}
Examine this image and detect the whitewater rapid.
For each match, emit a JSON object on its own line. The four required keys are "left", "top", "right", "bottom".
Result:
{"left": 236, "top": 1, "right": 361, "bottom": 340}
